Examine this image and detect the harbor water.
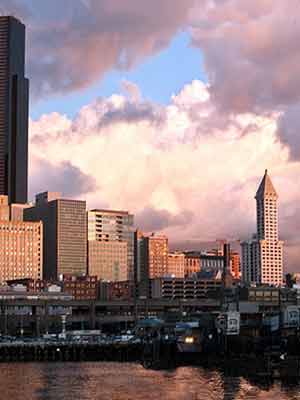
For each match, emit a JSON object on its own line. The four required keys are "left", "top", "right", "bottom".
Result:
{"left": 1, "top": 362, "right": 300, "bottom": 400}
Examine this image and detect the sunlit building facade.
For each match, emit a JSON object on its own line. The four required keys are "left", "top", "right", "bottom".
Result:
{"left": 0, "top": 220, "right": 43, "bottom": 283}
{"left": 241, "top": 170, "right": 283, "bottom": 286}
{"left": 87, "top": 209, "right": 134, "bottom": 281}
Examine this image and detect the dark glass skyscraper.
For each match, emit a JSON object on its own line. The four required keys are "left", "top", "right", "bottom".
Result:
{"left": 0, "top": 16, "right": 29, "bottom": 204}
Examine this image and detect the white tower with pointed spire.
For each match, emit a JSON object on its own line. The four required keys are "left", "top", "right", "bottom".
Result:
{"left": 241, "top": 170, "right": 283, "bottom": 286}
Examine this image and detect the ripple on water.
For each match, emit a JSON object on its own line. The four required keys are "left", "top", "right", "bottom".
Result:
{"left": 0, "top": 363, "right": 299, "bottom": 400}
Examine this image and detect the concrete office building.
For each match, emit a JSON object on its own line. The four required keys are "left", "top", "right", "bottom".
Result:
{"left": 24, "top": 192, "right": 87, "bottom": 279}
{"left": 0, "top": 194, "right": 30, "bottom": 221}
{"left": 0, "top": 199, "right": 43, "bottom": 283}
{"left": 184, "top": 253, "right": 201, "bottom": 277}
{"left": 87, "top": 209, "right": 134, "bottom": 281}
{"left": 136, "top": 233, "right": 168, "bottom": 297}
{"left": 184, "top": 251, "right": 224, "bottom": 274}
{"left": 230, "top": 251, "right": 241, "bottom": 279}
{"left": 167, "top": 252, "right": 185, "bottom": 278}
{"left": 241, "top": 170, "right": 283, "bottom": 286}
{"left": 0, "top": 16, "right": 29, "bottom": 204}
{"left": 88, "top": 241, "right": 128, "bottom": 282}
{"left": 151, "top": 277, "right": 222, "bottom": 300}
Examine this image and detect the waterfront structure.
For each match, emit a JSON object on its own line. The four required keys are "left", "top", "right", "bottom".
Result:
{"left": 0, "top": 219, "right": 43, "bottom": 283}
{"left": 241, "top": 170, "right": 283, "bottom": 286}
{"left": 99, "top": 281, "right": 134, "bottom": 301}
{"left": 61, "top": 275, "right": 98, "bottom": 300}
{"left": 24, "top": 192, "right": 87, "bottom": 279}
{"left": 88, "top": 241, "right": 128, "bottom": 281}
{"left": 0, "top": 16, "right": 29, "bottom": 204}
{"left": 151, "top": 277, "right": 222, "bottom": 300}
{"left": 167, "top": 252, "right": 185, "bottom": 278}
{"left": 87, "top": 209, "right": 134, "bottom": 280}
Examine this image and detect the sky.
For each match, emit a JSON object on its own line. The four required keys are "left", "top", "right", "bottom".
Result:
{"left": 1, "top": 0, "right": 300, "bottom": 271}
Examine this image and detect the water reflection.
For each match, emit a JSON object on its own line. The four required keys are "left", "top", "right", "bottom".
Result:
{"left": 0, "top": 363, "right": 299, "bottom": 400}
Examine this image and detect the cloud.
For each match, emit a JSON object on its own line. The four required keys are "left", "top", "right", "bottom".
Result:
{"left": 3, "top": 0, "right": 300, "bottom": 161}
{"left": 29, "top": 158, "right": 98, "bottom": 199}
{"left": 277, "top": 105, "right": 300, "bottom": 160}
{"left": 1, "top": 0, "right": 195, "bottom": 98}
{"left": 121, "top": 80, "right": 141, "bottom": 102}
{"left": 191, "top": 0, "right": 300, "bottom": 112}
{"left": 29, "top": 80, "right": 300, "bottom": 271}
{"left": 136, "top": 207, "right": 193, "bottom": 233}
{"left": 189, "top": 0, "right": 300, "bottom": 158}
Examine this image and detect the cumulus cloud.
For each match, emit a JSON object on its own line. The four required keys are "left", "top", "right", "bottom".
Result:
{"left": 2, "top": 0, "right": 300, "bottom": 160}
{"left": 1, "top": 0, "right": 195, "bottom": 97}
{"left": 191, "top": 0, "right": 300, "bottom": 112}
{"left": 136, "top": 207, "right": 194, "bottom": 233}
{"left": 277, "top": 105, "right": 300, "bottom": 160}
{"left": 30, "top": 158, "right": 98, "bottom": 199}
{"left": 29, "top": 81, "right": 300, "bottom": 271}
{"left": 189, "top": 0, "right": 300, "bottom": 158}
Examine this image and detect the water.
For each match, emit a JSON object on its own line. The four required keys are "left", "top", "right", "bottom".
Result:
{"left": 0, "top": 362, "right": 300, "bottom": 400}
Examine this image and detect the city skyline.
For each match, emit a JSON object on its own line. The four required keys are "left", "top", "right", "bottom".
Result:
{"left": 0, "top": 2, "right": 299, "bottom": 271}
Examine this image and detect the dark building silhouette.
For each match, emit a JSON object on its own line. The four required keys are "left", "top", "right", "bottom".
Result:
{"left": 0, "top": 16, "right": 29, "bottom": 204}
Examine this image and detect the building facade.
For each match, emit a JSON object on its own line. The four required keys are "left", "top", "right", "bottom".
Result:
{"left": 184, "top": 253, "right": 201, "bottom": 277}
{"left": 0, "top": 16, "right": 29, "bottom": 204}
{"left": 230, "top": 251, "right": 241, "bottom": 279}
{"left": 87, "top": 209, "right": 134, "bottom": 281}
{"left": 0, "top": 220, "right": 43, "bottom": 283}
{"left": 241, "top": 170, "right": 283, "bottom": 286}
{"left": 136, "top": 233, "right": 168, "bottom": 297}
{"left": 88, "top": 241, "right": 128, "bottom": 282}
{"left": 24, "top": 192, "right": 87, "bottom": 279}
{"left": 151, "top": 277, "right": 222, "bottom": 300}
{"left": 167, "top": 252, "right": 185, "bottom": 278}
{"left": 62, "top": 275, "right": 98, "bottom": 300}
{"left": 99, "top": 281, "right": 134, "bottom": 301}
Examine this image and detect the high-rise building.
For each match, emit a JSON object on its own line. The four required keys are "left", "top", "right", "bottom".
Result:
{"left": 87, "top": 209, "right": 134, "bottom": 280}
{"left": 136, "top": 232, "right": 168, "bottom": 297}
{"left": 0, "top": 16, "right": 29, "bottom": 204}
{"left": 0, "top": 195, "right": 42, "bottom": 283}
{"left": 241, "top": 170, "right": 283, "bottom": 286}
{"left": 24, "top": 192, "right": 87, "bottom": 279}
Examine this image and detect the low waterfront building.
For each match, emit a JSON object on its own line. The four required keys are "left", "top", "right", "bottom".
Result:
{"left": 99, "top": 281, "right": 134, "bottom": 301}
{"left": 61, "top": 275, "right": 98, "bottom": 300}
{"left": 151, "top": 277, "right": 222, "bottom": 300}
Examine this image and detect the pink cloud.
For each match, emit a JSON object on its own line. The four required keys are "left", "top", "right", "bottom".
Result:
{"left": 1, "top": 0, "right": 196, "bottom": 97}
{"left": 29, "top": 81, "right": 300, "bottom": 271}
